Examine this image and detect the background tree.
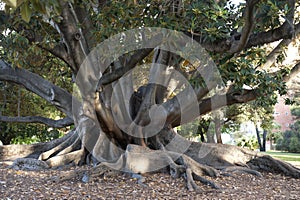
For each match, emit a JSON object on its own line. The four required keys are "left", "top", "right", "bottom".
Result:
{"left": 0, "top": 0, "right": 300, "bottom": 192}
{"left": 276, "top": 74, "right": 300, "bottom": 153}
{"left": 276, "top": 121, "right": 300, "bottom": 153}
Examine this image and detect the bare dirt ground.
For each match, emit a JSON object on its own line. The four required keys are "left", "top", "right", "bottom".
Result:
{"left": 0, "top": 162, "right": 299, "bottom": 200}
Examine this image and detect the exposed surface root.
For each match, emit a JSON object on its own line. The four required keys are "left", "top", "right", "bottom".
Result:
{"left": 49, "top": 144, "right": 222, "bottom": 192}
{"left": 169, "top": 162, "right": 185, "bottom": 178}
{"left": 56, "top": 137, "right": 81, "bottom": 156}
{"left": 53, "top": 163, "right": 113, "bottom": 182}
{"left": 38, "top": 132, "right": 78, "bottom": 160}
{"left": 185, "top": 168, "right": 201, "bottom": 192}
{"left": 10, "top": 158, "right": 49, "bottom": 170}
{"left": 115, "top": 144, "right": 221, "bottom": 191}
{"left": 217, "top": 166, "right": 263, "bottom": 177}
{"left": 3, "top": 135, "right": 300, "bottom": 193}
{"left": 248, "top": 155, "right": 300, "bottom": 178}
{"left": 193, "top": 173, "right": 220, "bottom": 190}
{"left": 46, "top": 149, "right": 85, "bottom": 167}
{"left": 0, "top": 130, "right": 76, "bottom": 160}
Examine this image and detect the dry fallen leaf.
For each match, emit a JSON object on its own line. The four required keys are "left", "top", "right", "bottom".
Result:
{"left": 0, "top": 165, "right": 300, "bottom": 199}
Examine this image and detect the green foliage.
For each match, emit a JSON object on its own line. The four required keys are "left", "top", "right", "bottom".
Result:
{"left": 20, "top": 1, "right": 31, "bottom": 22}
{"left": 222, "top": 101, "right": 275, "bottom": 137}
{"left": 276, "top": 122, "right": 300, "bottom": 153}
{"left": 177, "top": 118, "right": 211, "bottom": 142}
{"left": 1, "top": 0, "right": 292, "bottom": 104}
{"left": 0, "top": 82, "right": 69, "bottom": 144}
{"left": 0, "top": 122, "right": 64, "bottom": 144}
{"left": 289, "top": 136, "right": 300, "bottom": 153}
{"left": 236, "top": 135, "right": 259, "bottom": 151}
{"left": 3, "top": 0, "right": 62, "bottom": 22}
{"left": 291, "top": 107, "right": 300, "bottom": 118}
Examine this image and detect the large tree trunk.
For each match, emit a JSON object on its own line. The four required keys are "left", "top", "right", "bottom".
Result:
{"left": 1, "top": 42, "right": 300, "bottom": 194}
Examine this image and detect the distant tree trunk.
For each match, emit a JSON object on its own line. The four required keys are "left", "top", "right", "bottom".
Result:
{"left": 256, "top": 125, "right": 266, "bottom": 152}
{"left": 215, "top": 116, "right": 223, "bottom": 144}
{"left": 262, "top": 130, "right": 267, "bottom": 152}
{"left": 269, "top": 134, "right": 274, "bottom": 150}
{"left": 17, "top": 88, "right": 21, "bottom": 117}
{"left": 197, "top": 124, "right": 205, "bottom": 142}
{"left": 256, "top": 125, "right": 262, "bottom": 151}
{"left": 206, "top": 129, "right": 216, "bottom": 143}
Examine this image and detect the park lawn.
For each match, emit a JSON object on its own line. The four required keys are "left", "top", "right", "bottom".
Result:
{"left": 265, "top": 151, "right": 300, "bottom": 162}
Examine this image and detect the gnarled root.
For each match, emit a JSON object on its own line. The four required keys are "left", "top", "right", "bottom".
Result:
{"left": 53, "top": 163, "right": 113, "bottom": 182}
{"left": 38, "top": 132, "right": 79, "bottom": 161}
{"left": 217, "top": 166, "right": 263, "bottom": 177}
{"left": 116, "top": 144, "right": 221, "bottom": 192}
{"left": 10, "top": 158, "right": 49, "bottom": 171}
{"left": 247, "top": 155, "right": 300, "bottom": 178}
{"left": 174, "top": 153, "right": 220, "bottom": 192}
{"left": 46, "top": 149, "right": 85, "bottom": 167}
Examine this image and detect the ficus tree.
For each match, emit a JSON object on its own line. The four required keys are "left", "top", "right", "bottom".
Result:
{"left": 0, "top": 0, "right": 300, "bottom": 192}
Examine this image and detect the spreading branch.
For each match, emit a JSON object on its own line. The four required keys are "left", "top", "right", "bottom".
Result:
{"left": 98, "top": 48, "right": 153, "bottom": 87}
{"left": 1, "top": 9, "right": 76, "bottom": 70}
{"left": 198, "top": 89, "right": 257, "bottom": 116}
{"left": 37, "top": 43, "right": 75, "bottom": 69}
{"left": 0, "top": 116, "right": 73, "bottom": 128}
{"left": 169, "top": 88, "right": 258, "bottom": 127}
{"left": 191, "top": 14, "right": 298, "bottom": 53}
{"left": 0, "top": 60, "right": 74, "bottom": 119}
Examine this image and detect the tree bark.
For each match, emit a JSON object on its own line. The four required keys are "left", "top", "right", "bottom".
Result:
{"left": 262, "top": 130, "right": 267, "bottom": 152}
{"left": 256, "top": 125, "right": 263, "bottom": 151}
{"left": 0, "top": 61, "right": 74, "bottom": 119}
{"left": 215, "top": 116, "right": 223, "bottom": 144}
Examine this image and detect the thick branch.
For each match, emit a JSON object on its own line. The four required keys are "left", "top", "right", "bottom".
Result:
{"left": 73, "top": 2, "right": 96, "bottom": 50}
{"left": 169, "top": 89, "right": 257, "bottom": 127}
{"left": 198, "top": 89, "right": 257, "bottom": 116}
{"left": 37, "top": 43, "right": 75, "bottom": 69}
{"left": 56, "top": 1, "right": 91, "bottom": 72}
{"left": 0, "top": 116, "right": 73, "bottom": 128}
{"left": 190, "top": 21, "right": 299, "bottom": 53}
{"left": 284, "top": 61, "right": 300, "bottom": 82}
{"left": 229, "top": 0, "right": 260, "bottom": 54}
{"left": 260, "top": 21, "right": 300, "bottom": 71}
{"left": 0, "top": 60, "right": 74, "bottom": 118}
{"left": 246, "top": 22, "right": 295, "bottom": 49}
{"left": 98, "top": 48, "right": 153, "bottom": 87}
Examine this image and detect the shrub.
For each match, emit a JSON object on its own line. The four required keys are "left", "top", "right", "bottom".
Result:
{"left": 0, "top": 122, "right": 64, "bottom": 145}
{"left": 236, "top": 136, "right": 259, "bottom": 150}
{"left": 289, "top": 137, "right": 300, "bottom": 153}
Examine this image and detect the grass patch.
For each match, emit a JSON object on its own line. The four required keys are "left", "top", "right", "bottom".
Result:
{"left": 265, "top": 151, "right": 300, "bottom": 162}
